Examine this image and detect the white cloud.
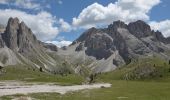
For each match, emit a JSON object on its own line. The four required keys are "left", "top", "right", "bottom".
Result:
{"left": 59, "top": 18, "right": 72, "bottom": 32}
{"left": 0, "top": 0, "right": 49, "bottom": 10}
{"left": 58, "top": 0, "right": 63, "bottom": 5}
{"left": 72, "top": 0, "right": 160, "bottom": 29}
{"left": 0, "top": 9, "right": 59, "bottom": 41}
{"left": 150, "top": 20, "right": 170, "bottom": 37}
{"left": 46, "top": 40, "right": 72, "bottom": 48}
{"left": 0, "top": 0, "right": 9, "bottom": 4}
{"left": 14, "top": 0, "right": 40, "bottom": 9}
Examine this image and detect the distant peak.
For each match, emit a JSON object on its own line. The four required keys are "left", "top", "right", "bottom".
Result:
{"left": 108, "top": 20, "right": 127, "bottom": 29}
{"left": 8, "top": 17, "right": 19, "bottom": 24}
{"left": 113, "top": 20, "right": 125, "bottom": 25}
{"left": 135, "top": 20, "right": 146, "bottom": 23}
{"left": 128, "top": 20, "right": 148, "bottom": 27}
{"left": 88, "top": 27, "right": 97, "bottom": 31}
{"left": 128, "top": 20, "right": 152, "bottom": 38}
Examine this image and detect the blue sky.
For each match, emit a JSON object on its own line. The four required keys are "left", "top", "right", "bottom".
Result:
{"left": 0, "top": 0, "right": 170, "bottom": 47}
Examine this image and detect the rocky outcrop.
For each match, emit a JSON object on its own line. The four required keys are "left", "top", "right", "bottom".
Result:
{"left": 42, "top": 43, "right": 58, "bottom": 52}
{"left": 76, "top": 27, "right": 114, "bottom": 60}
{"left": 0, "top": 24, "right": 5, "bottom": 33}
{"left": 2, "top": 17, "right": 42, "bottom": 54}
{"left": 128, "top": 20, "right": 153, "bottom": 38}
{"left": 75, "top": 42, "right": 84, "bottom": 51}
{"left": 0, "top": 17, "right": 60, "bottom": 72}
{"left": 2, "top": 17, "right": 19, "bottom": 50}
{"left": 0, "top": 17, "right": 170, "bottom": 74}
{"left": 73, "top": 20, "right": 170, "bottom": 66}
{"left": 0, "top": 34, "right": 4, "bottom": 48}
{"left": 17, "top": 21, "right": 41, "bottom": 55}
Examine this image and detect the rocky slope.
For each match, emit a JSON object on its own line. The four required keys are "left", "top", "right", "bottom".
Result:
{"left": 0, "top": 17, "right": 65, "bottom": 74}
{"left": 57, "top": 20, "right": 170, "bottom": 73}
{"left": 0, "top": 17, "right": 170, "bottom": 74}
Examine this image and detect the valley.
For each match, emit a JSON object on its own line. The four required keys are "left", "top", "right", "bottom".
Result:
{"left": 0, "top": 17, "right": 170, "bottom": 100}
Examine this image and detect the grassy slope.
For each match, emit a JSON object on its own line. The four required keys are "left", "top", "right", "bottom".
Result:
{"left": 1, "top": 57, "right": 170, "bottom": 100}
{"left": 0, "top": 65, "right": 83, "bottom": 85}
{"left": 97, "top": 57, "right": 170, "bottom": 82}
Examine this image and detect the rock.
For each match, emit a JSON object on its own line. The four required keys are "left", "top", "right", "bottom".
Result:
{"left": 153, "top": 31, "right": 166, "bottom": 43}
{"left": 0, "top": 24, "right": 5, "bottom": 33}
{"left": 61, "top": 46, "right": 67, "bottom": 50}
{"left": 75, "top": 42, "right": 84, "bottom": 51}
{"left": 42, "top": 43, "right": 58, "bottom": 52}
{"left": 108, "top": 20, "right": 128, "bottom": 30}
{"left": 166, "top": 37, "right": 170, "bottom": 44}
{"left": 1, "top": 17, "right": 170, "bottom": 73}
{"left": 2, "top": 17, "right": 19, "bottom": 50}
{"left": 2, "top": 17, "right": 43, "bottom": 56}
{"left": 72, "top": 19, "right": 170, "bottom": 67}
{"left": 0, "top": 34, "right": 4, "bottom": 48}
{"left": 128, "top": 20, "right": 152, "bottom": 38}
{"left": 0, "top": 17, "right": 58, "bottom": 71}
{"left": 17, "top": 21, "right": 40, "bottom": 54}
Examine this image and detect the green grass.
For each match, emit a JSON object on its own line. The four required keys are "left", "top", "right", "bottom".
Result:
{"left": 1, "top": 80, "right": 170, "bottom": 100}
{"left": 0, "top": 65, "right": 84, "bottom": 85}
{"left": 1, "top": 57, "right": 170, "bottom": 100}
{"left": 96, "top": 57, "right": 170, "bottom": 82}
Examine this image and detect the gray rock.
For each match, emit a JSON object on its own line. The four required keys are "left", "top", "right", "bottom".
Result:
{"left": 42, "top": 42, "right": 58, "bottom": 52}
{"left": 73, "top": 20, "right": 170, "bottom": 66}
{"left": 128, "top": 20, "right": 152, "bottom": 38}
{"left": 2, "top": 17, "right": 19, "bottom": 50}
{"left": 75, "top": 42, "right": 84, "bottom": 51}
{"left": 0, "top": 34, "right": 4, "bottom": 48}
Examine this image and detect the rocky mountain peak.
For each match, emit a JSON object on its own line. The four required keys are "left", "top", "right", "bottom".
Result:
{"left": 154, "top": 31, "right": 165, "bottom": 42}
{"left": 108, "top": 20, "right": 127, "bottom": 31}
{"left": 42, "top": 43, "right": 58, "bottom": 52}
{"left": 73, "top": 20, "right": 170, "bottom": 65}
{"left": 8, "top": 17, "right": 20, "bottom": 25}
{"left": 76, "top": 27, "right": 99, "bottom": 42}
{"left": 2, "top": 17, "right": 20, "bottom": 50}
{"left": 128, "top": 20, "right": 152, "bottom": 38}
{"left": 1, "top": 17, "right": 42, "bottom": 54}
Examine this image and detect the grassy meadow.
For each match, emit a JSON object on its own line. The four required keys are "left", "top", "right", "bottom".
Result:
{"left": 1, "top": 57, "right": 170, "bottom": 100}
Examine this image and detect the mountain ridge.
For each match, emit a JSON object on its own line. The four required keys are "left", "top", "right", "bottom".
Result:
{"left": 0, "top": 17, "right": 170, "bottom": 74}
{"left": 65, "top": 19, "right": 170, "bottom": 72}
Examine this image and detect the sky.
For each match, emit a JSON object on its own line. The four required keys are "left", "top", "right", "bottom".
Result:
{"left": 0, "top": 0, "right": 170, "bottom": 47}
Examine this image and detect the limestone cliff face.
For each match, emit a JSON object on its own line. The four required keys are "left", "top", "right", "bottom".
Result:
{"left": 0, "top": 17, "right": 170, "bottom": 73}
{"left": 42, "top": 42, "right": 58, "bottom": 52}
{"left": 0, "top": 34, "right": 4, "bottom": 48}
{"left": 0, "top": 17, "right": 59, "bottom": 72}
{"left": 73, "top": 20, "right": 170, "bottom": 66}
{"left": 128, "top": 20, "right": 153, "bottom": 38}
{"left": 2, "top": 18, "right": 20, "bottom": 50}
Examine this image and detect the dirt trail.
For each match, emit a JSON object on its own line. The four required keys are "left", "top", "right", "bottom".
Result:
{"left": 0, "top": 81, "right": 111, "bottom": 96}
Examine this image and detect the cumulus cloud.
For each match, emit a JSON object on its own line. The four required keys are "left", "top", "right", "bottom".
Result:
{"left": 0, "top": 0, "right": 9, "bottom": 4}
{"left": 150, "top": 20, "right": 170, "bottom": 37}
{"left": 72, "top": 0, "right": 161, "bottom": 29}
{"left": 58, "top": 0, "right": 63, "bottom": 5}
{"left": 46, "top": 40, "right": 72, "bottom": 48}
{"left": 0, "top": 0, "right": 50, "bottom": 10}
{"left": 0, "top": 9, "right": 59, "bottom": 41}
{"left": 59, "top": 18, "right": 72, "bottom": 32}
{"left": 14, "top": 0, "right": 41, "bottom": 9}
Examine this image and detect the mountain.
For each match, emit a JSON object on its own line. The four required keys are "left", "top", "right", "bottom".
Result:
{"left": 0, "top": 17, "right": 170, "bottom": 74}
{"left": 57, "top": 20, "right": 170, "bottom": 73}
{"left": 0, "top": 17, "right": 72, "bottom": 74}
